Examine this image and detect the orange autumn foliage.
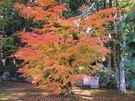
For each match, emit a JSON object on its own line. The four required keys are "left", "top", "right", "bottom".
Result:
{"left": 12, "top": 0, "right": 119, "bottom": 95}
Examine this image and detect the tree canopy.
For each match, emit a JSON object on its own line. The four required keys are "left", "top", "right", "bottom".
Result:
{"left": 11, "top": 0, "right": 120, "bottom": 95}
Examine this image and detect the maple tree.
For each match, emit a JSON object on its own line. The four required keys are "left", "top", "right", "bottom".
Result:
{"left": 12, "top": 0, "right": 119, "bottom": 95}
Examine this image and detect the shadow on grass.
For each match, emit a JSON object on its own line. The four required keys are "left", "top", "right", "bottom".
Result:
{"left": 0, "top": 81, "right": 135, "bottom": 101}
{"left": 1, "top": 88, "right": 81, "bottom": 101}
{"left": 72, "top": 86, "right": 135, "bottom": 101}
{"left": 0, "top": 80, "right": 37, "bottom": 95}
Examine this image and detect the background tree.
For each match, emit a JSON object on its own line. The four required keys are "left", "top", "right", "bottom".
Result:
{"left": 0, "top": 0, "right": 31, "bottom": 68}
{"left": 112, "top": 0, "right": 135, "bottom": 93}
{"left": 118, "top": 3, "right": 135, "bottom": 90}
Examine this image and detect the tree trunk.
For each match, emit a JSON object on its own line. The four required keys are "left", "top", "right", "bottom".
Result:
{"left": 113, "top": 39, "right": 120, "bottom": 89}
{"left": 0, "top": 50, "right": 3, "bottom": 68}
{"left": 106, "top": 0, "right": 112, "bottom": 71}
{"left": 107, "top": 41, "right": 112, "bottom": 71}
{"left": 103, "top": 0, "right": 106, "bottom": 9}
{"left": 114, "top": 66, "right": 120, "bottom": 89}
{"left": 112, "top": 32, "right": 120, "bottom": 90}
{"left": 107, "top": 54, "right": 111, "bottom": 71}
{"left": 115, "top": 0, "right": 126, "bottom": 93}
{"left": 120, "top": 57, "right": 126, "bottom": 93}
{"left": 0, "top": 35, "right": 4, "bottom": 69}
{"left": 109, "top": 0, "right": 112, "bottom": 8}
{"left": 68, "top": 89, "right": 71, "bottom": 95}
{"left": 96, "top": 0, "right": 99, "bottom": 11}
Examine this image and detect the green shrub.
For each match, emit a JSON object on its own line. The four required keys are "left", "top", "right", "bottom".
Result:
{"left": 9, "top": 67, "right": 19, "bottom": 77}
{"left": 9, "top": 67, "right": 26, "bottom": 82}
{"left": 0, "top": 70, "right": 4, "bottom": 76}
{"left": 106, "top": 80, "right": 116, "bottom": 89}
{"left": 90, "top": 63, "right": 113, "bottom": 83}
{"left": 17, "top": 76, "right": 26, "bottom": 82}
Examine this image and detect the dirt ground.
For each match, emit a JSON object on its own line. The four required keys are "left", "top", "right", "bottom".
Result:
{"left": 0, "top": 80, "right": 38, "bottom": 94}
{"left": 0, "top": 80, "right": 135, "bottom": 101}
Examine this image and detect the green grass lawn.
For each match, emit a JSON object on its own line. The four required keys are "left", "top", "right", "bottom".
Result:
{"left": 0, "top": 81, "right": 135, "bottom": 101}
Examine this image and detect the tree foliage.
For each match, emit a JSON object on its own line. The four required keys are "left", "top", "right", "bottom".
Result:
{"left": 1, "top": 34, "right": 19, "bottom": 56}
{"left": 12, "top": 0, "right": 119, "bottom": 95}
{"left": 119, "top": 0, "right": 135, "bottom": 16}
{"left": 0, "top": 0, "right": 13, "bottom": 29}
